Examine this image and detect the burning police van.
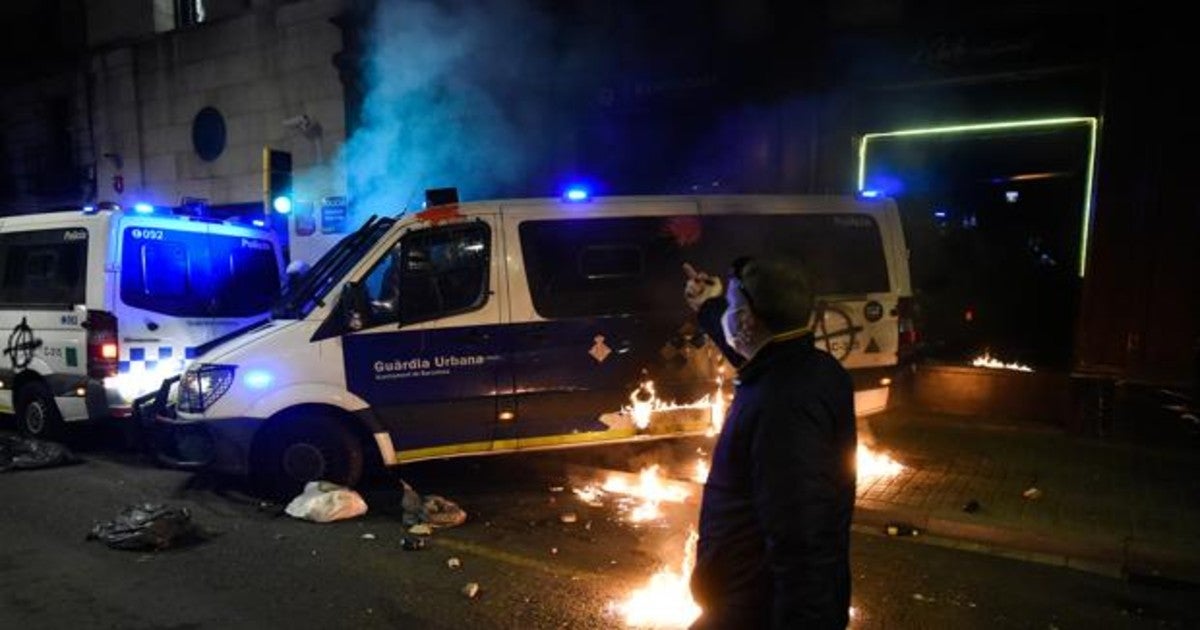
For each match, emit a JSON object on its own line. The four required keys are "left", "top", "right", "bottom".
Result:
{"left": 140, "top": 193, "right": 913, "bottom": 492}
{"left": 0, "top": 205, "right": 283, "bottom": 438}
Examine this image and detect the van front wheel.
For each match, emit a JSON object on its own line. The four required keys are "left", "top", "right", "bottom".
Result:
{"left": 256, "top": 414, "right": 364, "bottom": 497}
{"left": 16, "top": 382, "right": 65, "bottom": 440}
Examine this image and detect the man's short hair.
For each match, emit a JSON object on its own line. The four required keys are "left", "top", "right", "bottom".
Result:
{"left": 731, "top": 256, "right": 815, "bottom": 333}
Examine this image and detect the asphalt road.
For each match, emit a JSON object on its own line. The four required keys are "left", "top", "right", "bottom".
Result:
{"left": 1, "top": 426, "right": 1196, "bottom": 629}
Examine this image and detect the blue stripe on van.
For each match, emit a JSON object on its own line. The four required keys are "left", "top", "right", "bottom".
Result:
{"left": 118, "top": 361, "right": 130, "bottom": 374}
{"left": 185, "top": 347, "right": 198, "bottom": 359}
{"left": 130, "top": 348, "right": 145, "bottom": 361}
{"left": 159, "top": 347, "right": 173, "bottom": 359}
{"left": 144, "top": 361, "right": 157, "bottom": 371}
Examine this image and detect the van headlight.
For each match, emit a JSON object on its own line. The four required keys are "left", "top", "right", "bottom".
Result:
{"left": 178, "top": 364, "right": 236, "bottom": 413}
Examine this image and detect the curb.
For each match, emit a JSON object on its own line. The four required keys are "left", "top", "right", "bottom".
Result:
{"left": 853, "top": 498, "right": 1200, "bottom": 585}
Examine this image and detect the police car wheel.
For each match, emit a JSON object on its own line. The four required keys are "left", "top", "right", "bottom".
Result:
{"left": 16, "top": 382, "right": 65, "bottom": 440}
{"left": 259, "top": 415, "right": 363, "bottom": 495}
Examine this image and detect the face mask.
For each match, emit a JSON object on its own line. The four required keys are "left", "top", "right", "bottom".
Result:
{"left": 721, "top": 306, "right": 750, "bottom": 359}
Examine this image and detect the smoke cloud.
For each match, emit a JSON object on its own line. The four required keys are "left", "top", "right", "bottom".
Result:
{"left": 338, "top": 0, "right": 555, "bottom": 219}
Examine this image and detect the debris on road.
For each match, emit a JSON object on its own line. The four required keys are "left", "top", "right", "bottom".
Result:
{"left": 447, "top": 557, "right": 462, "bottom": 569}
{"left": 400, "top": 536, "right": 426, "bottom": 551}
{"left": 87, "top": 503, "right": 200, "bottom": 551}
{"left": 284, "top": 481, "right": 368, "bottom": 523}
{"left": 462, "top": 582, "right": 480, "bottom": 599}
{"left": 396, "top": 480, "right": 468, "bottom": 528}
{"left": 912, "top": 593, "right": 936, "bottom": 603}
{"left": 560, "top": 512, "right": 578, "bottom": 524}
{"left": 407, "top": 523, "right": 433, "bottom": 536}
{"left": 886, "top": 522, "right": 920, "bottom": 537}
{"left": 0, "top": 435, "right": 80, "bottom": 472}
{"left": 1022, "top": 487, "right": 1043, "bottom": 500}
{"left": 361, "top": 533, "right": 377, "bottom": 540}
{"left": 549, "top": 485, "right": 565, "bottom": 493}
{"left": 963, "top": 499, "right": 981, "bottom": 513}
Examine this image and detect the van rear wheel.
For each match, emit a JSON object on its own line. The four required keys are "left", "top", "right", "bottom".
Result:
{"left": 16, "top": 382, "right": 65, "bottom": 440}
{"left": 256, "top": 414, "right": 363, "bottom": 497}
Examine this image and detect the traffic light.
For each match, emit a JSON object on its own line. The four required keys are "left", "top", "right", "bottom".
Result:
{"left": 263, "top": 147, "right": 293, "bottom": 215}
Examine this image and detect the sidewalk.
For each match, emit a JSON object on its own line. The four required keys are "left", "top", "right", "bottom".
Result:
{"left": 855, "top": 410, "right": 1200, "bottom": 584}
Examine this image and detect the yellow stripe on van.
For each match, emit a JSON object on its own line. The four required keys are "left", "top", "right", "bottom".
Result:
{"left": 395, "top": 416, "right": 713, "bottom": 462}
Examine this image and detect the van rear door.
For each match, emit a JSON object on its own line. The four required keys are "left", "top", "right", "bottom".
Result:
{"left": 113, "top": 218, "right": 280, "bottom": 401}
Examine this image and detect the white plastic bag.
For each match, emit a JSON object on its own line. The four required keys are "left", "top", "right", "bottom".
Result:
{"left": 284, "top": 481, "right": 368, "bottom": 523}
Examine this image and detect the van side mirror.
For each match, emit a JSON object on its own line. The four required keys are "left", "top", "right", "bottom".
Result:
{"left": 338, "top": 281, "right": 369, "bottom": 332}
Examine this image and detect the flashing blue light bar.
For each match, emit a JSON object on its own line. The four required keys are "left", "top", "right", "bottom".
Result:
{"left": 934, "top": 210, "right": 948, "bottom": 219}
{"left": 252, "top": 219, "right": 266, "bottom": 228}
{"left": 272, "top": 196, "right": 293, "bottom": 214}
{"left": 563, "top": 186, "right": 590, "bottom": 202}
{"left": 859, "top": 190, "right": 882, "bottom": 199}
{"left": 82, "top": 205, "right": 96, "bottom": 214}
{"left": 133, "top": 202, "right": 155, "bottom": 214}
{"left": 243, "top": 369, "right": 273, "bottom": 389}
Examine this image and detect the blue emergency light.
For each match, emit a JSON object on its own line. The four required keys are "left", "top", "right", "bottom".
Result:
{"left": 243, "top": 369, "right": 273, "bottom": 389}
{"left": 859, "top": 190, "right": 882, "bottom": 199}
{"left": 563, "top": 186, "right": 590, "bottom": 202}
{"left": 252, "top": 219, "right": 266, "bottom": 228}
{"left": 272, "top": 196, "right": 293, "bottom": 214}
{"left": 133, "top": 202, "right": 155, "bottom": 214}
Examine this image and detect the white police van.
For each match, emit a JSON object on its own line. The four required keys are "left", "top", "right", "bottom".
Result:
{"left": 142, "top": 193, "right": 913, "bottom": 492}
{"left": 0, "top": 204, "right": 283, "bottom": 438}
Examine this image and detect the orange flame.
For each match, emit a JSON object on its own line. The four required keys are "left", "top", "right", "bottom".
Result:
{"left": 612, "top": 528, "right": 702, "bottom": 628}
{"left": 971, "top": 352, "right": 1033, "bottom": 372}
{"left": 856, "top": 444, "right": 905, "bottom": 484}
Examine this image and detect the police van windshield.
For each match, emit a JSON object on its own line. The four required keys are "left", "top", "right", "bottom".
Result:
{"left": 272, "top": 215, "right": 395, "bottom": 319}
{"left": 120, "top": 227, "right": 280, "bottom": 318}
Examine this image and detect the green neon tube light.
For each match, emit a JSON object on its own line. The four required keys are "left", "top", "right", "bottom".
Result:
{"left": 856, "top": 117, "right": 1099, "bottom": 277}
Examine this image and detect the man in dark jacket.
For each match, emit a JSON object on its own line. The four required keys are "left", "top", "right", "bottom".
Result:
{"left": 683, "top": 257, "right": 856, "bottom": 629}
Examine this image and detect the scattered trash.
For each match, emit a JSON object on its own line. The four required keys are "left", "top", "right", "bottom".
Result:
{"left": 885, "top": 522, "right": 920, "bottom": 537}
{"left": 912, "top": 593, "right": 935, "bottom": 603}
{"left": 87, "top": 503, "right": 199, "bottom": 551}
{"left": 408, "top": 524, "right": 433, "bottom": 536}
{"left": 550, "top": 547, "right": 559, "bottom": 555}
{"left": 585, "top": 520, "right": 592, "bottom": 531}
{"left": 1022, "top": 487, "right": 1043, "bottom": 500}
{"left": 400, "top": 536, "right": 426, "bottom": 551}
{"left": 549, "top": 486, "right": 565, "bottom": 493}
{"left": 447, "top": 557, "right": 462, "bottom": 569}
{"left": 423, "top": 495, "right": 467, "bottom": 528}
{"left": 397, "top": 479, "right": 468, "bottom": 528}
{"left": 361, "top": 533, "right": 377, "bottom": 540}
{"left": 560, "top": 512, "right": 578, "bottom": 524}
{"left": 462, "top": 582, "right": 480, "bottom": 599}
{"left": 0, "top": 435, "right": 80, "bottom": 472}
{"left": 962, "top": 499, "right": 981, "bottom": 514}
{"left": 284, "top": 481, "right": 368, "bottom": 523}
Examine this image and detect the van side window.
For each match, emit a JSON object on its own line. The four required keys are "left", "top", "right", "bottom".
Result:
{"left": 361, "top": 223, "right": 490, "bottom": 327}
{"left": 701, "top": 215, "right": 891, "bottom": 295}
{"left": 520, "top": 217, "right": 685, "bottom": 318}
{"left": 0, "top": 229, "right": 88, "bottom": 307}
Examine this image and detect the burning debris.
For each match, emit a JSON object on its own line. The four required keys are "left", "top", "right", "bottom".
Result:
{"left": 574, "top": 465, "right": 694, "bottom": 524}
{"left": 611, "top": 528, "right": 702, "bottom": 628}
{"left": 620, "top": 376, "right": 729, "bottom": 434}
{"left": 971, "top": 352, "right": 1034, "bottom": 372}
{"left": 856, "top": 444, "right": 906, "bottom": 485}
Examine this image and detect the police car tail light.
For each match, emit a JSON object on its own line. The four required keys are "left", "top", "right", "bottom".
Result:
{"left": 85, "top": 310, "right": 120, "bottom": 379}
{"left": 178, "top": 364, "right": 236, "bottom": 413}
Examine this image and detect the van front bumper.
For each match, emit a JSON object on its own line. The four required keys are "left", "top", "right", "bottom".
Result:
{"left": 132, "top": 377, "right": 256, "bottom": 476}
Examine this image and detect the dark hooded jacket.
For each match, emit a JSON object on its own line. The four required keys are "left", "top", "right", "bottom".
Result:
{"left": 690, "top": 298, "right": 856, "bottom": 629}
